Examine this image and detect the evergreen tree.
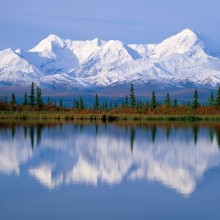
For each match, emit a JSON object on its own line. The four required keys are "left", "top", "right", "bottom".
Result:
{"left": 114, "top": 101, "right": 118, "bottom": 108}
{"left": 208, "top": 91, "right": 215, "bottom": 107}
{"left": 129, "top": 84, "right": 136, "bottom": 109}
{"left": 110, "top": 101, "right": 113, "bottom": 110}
{"left": 173, "top": 98, "right": 178, "bottom": 107}
{"left": 23, "top": 91, "right": 27, "bottom": 106}
{"left": 125, "top": 95, "right": 128, "bottom": 107}
{"left": 104, "top": 101, "right": 108, "bottom": 110}
{"left": 187, "top": 101, "right": 191, "bottom": 107}
{"left": 150, "top": 91, "right": 157, "bottom": 109}
{"left": 47, "top": 97, "right": 51, "bottom": 105}
{"left": 10, "top": 93, "right": 16, "bottom": 105}
{"left": 216, "top": 87, "right": 220, "bottom": 107}
{"left": 93, "top": 94, "right": 99, "bottom": 110}
{"left": 139, "top": 101, "right": 144, "bottom": 109}
{"left": 59, "top": 98, "right": 63, "bottom": 108}
{"left": 29, "top": 82, "right": 35, "bottom": 107}
{"left": 164, "top": 93, "right": 171, "bottom": 107}
{"left": 53, "top": 101, "right": 57, "bottom": 107}
{"left": 75, "top": 100, "right": 79, "bottom": 108}
{"left": 36, "top": 86, "right": 43, "bottom": 110}
{"left": 130, "top": 127, "right": 136, "bottom": 152}
{"left": 192, "top": 89, "right": 199, "bottom": 109}
{"left": 79, "top": 97, "right": 84, "bottom": 110}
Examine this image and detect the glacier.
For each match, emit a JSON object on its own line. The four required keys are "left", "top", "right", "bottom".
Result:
{"left": 1, "top": 29, "right": 220, "bottom": 93}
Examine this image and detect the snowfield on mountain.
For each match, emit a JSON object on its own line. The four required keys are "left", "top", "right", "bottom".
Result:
{"left": 1, "top": 29, "right": 220, "bottom": 92}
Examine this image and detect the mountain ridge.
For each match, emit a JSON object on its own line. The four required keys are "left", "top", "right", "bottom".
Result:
{"left": 1, "top": 29, "right": 220, "bottom": 94}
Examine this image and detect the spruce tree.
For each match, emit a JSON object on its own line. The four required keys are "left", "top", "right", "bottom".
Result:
{"left": 75, "top": 100, "right": 79, "bottom": 108}
{"left": 164, "top": 93, "right": 171, "bottom": 107}
{"left": 110, "top": 101, "right": 113, "bottom": 110}
{"left": 192, "top": 89, "right": 199, "bottom": 109}
{"left": 36, "top": 86, "right": 43, "bottom": 110}
{"left": 59, "top": 98, "right": 63, "bottom": 108}
{"left": 29, "top": 82, "right": 35, "bottom": 107}
{"left": 10, "top": 93, "right": 16, "bottom": 105}
{"left": 129, "top": 84, "right": 136, "bottom": 109}
{"left": 125, "top": 95, "right": 128, "bottom": 107}
{"left": 104, "top": 101, "right": 108, "bottom": 110}
{"left": 216, "top": 87, "right": 220, "bottom": 107}
{"left": 173, "top": 98, "right": 178, "bottom": 107}
{"left": 208, "top": 91, "right": 215, "bottom": 107}
{"left": 150, "top": 91, "right": 157, "bottom": 109}
{"left": 47, "top": 97, "right": 51, "bottom": 105}
{"left": 187, "top": 101, "right": 191, "bottom": 107}
{"left": 79, "top": 97, "right": 84, "bottom": 110}
{"left": 53, "top": 101, "right": 57, "bottom": 107}
{"left": 93, "top": 94, "right": 99, "bottom": 110}
{"left": 23, "top": 91, "right": 27, "bottom": 106}
{"left": 139, "top": 101, "right": 144, "bottom": 109}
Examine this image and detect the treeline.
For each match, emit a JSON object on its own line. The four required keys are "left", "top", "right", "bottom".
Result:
{"left": 1, "top": 82, "right": 220, "bottom": 114}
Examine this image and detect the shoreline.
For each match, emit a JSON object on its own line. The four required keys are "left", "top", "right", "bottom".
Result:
{"left": 1, "top": 111, "right": 220, "bottom": 121}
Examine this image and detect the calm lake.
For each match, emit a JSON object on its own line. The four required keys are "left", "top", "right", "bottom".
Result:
{"left": 0, "top": 121, "right": 220, "bottom": 220}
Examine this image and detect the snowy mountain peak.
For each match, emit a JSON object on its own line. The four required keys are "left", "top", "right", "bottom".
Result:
{"left": 104, "top": 40, "right": 124, "bottom": 47}
{"left": 88, "top": 40, "right": 136, "bottom": 63}
{"left": 0, "top": 48, "right": 24, "bottom": 65}
{"left": 178, "top": 28, "right": 197, "bottom": 36}
{"left": 0, "top": 48, "right": 16, "bottom": 56}
{"left": 166, "top": 28, "right": 199, "bottom": 44}
{"left": 171, "top": 28, "right": 201, "bottom": 47}
{"left": 46, "top": 34, "right": 62, "bottom": 41}
{"left": 30, "top": 34, "right": 65, "bottom": 53}
{"left": 91, "top": 38, "right": 104, "bottom": 46}
{"left": 151, "top": 28, "right": 204, "bottom": 59}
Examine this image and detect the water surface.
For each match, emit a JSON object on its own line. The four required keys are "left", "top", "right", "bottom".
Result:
{"left": 0, "top": 121, "right": 220, "bottom": 220}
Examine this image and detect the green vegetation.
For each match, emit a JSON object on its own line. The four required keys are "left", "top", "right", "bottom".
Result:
{"left": 1, "top": 82, "right": 220, "bottom": 121}
{"left": 23, "top": 91, "right": 28, "bottom": 106}
{"left": 29, "top": 82, "right": 35, "bottom": 107}
{"left": 129, "top": 83, "right": 136, "bottom": 109}
{"left": 164, "top": 93, "right": 171, "bottom": 107}
{"left": 150, "top": 90, "right": 157, "bottom": 109}
{"left": 208, "top": 91, "right": 215, "bottom": 107}
{"left": 10, "top": 93, "right": 16, "bottom": 105}
{"left": 192, "top": 89, "right": 199, "bottom": 109}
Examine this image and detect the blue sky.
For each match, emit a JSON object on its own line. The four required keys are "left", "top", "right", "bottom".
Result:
{"left": 1, "top": 0, "right": 220, "bottom": 50}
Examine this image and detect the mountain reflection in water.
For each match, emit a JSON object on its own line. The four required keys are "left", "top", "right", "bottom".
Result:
{"left": 0, "top": 122, "right": 220, "bottom": 196}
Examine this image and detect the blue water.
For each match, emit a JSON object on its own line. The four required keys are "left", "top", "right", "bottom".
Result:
{"left": 0, "top": 122, "right": 220, "bottom": 220}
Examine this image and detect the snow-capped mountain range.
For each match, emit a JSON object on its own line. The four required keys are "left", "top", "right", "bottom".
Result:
{"left": 1, "top": 29, "right": 220, "bottom": 92}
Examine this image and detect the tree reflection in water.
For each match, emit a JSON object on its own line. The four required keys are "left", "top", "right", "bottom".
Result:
{"left": 1, "top": 121, "right": 220, "bottom": 196}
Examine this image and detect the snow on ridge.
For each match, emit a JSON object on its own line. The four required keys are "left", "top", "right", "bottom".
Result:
{"left": 29, "top": 34, "right": 65, "bottom": 53}
{"left": 1, "top": 29, "right": 220, "bottom": 90}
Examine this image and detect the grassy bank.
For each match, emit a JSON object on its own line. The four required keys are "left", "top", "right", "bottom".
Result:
{"left": 1, "top": 111, "right": 220, "bottom": 121}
